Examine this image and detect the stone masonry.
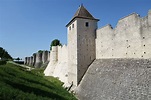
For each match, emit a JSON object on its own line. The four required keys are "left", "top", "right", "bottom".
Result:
{"left": 25, "top": 50, "right": 49, "bottom": 68}
{"left": 75, "top": 59, "right": 150, "bottom": 100}
{"left": 43, "top": 5, "right": 151, "bottom": 99}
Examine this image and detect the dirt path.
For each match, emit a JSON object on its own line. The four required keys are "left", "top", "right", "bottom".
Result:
{"left": 8, "top": 61, "right": 34, "bottom": 71}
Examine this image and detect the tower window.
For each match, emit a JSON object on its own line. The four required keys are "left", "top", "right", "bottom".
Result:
{"left": 72, "top": 24, "right": 74, "bottom": 28}
{"left": 69, "top": 26, "right": 71, "bottom": 30}
{"left": 85, "top": 22, "right": 89, "bottom": 27}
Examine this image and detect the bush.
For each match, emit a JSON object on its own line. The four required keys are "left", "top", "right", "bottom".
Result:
{"left": 0, "top": 60, "right": 7, "bottom": 65}
{"left": 50, "top": 39, "right": 62, "bottom": 50}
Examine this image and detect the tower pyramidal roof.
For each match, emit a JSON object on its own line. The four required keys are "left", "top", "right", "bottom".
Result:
{"left": 66, "top": 4, "right": 99, "bottom": 27}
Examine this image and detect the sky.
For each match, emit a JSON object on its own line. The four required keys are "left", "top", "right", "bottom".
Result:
{"left": 0, "top": 0, "right": 151, "bottom": 60}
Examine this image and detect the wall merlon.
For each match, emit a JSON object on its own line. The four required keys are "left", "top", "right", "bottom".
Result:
{"left": 140, "top": 16, "right": 148, "bottom": 27}
{"left": 96, "top": 24, "right": 114, "bottom": 40}
{"left": 148, "top": 9, "right": 151, "bottom": 15}
{"left": 119, "top": 12, "right": 140, "bottom": 21}
{"left": 116, "top": 13, "right": 141, "bottom": 29}
{"left": 97, "top": 24, "right": 113, "bottom": 31}
{"left": 148, "top": 9, "right": 151, "bottom": 26}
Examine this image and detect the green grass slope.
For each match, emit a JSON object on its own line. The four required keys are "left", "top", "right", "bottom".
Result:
{"left": 0, "top": 62, "right": 77, "bottom": 100}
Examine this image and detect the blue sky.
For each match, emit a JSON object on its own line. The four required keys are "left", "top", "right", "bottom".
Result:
{"left": 0, "top": 0, "right": 151, "bottom": 59}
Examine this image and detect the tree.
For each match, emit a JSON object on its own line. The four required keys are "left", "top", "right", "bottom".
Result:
{"left": 50, "top": 39, "right": 62, "bottom": 50}
{"left": 0, "top": 47, "right": 12, "bottom": 60}
{"left": 15, "top": 57, "right": 21, "bottom": 61}
{"left": 38, "top": 50, "right": 43, "bottom": 53}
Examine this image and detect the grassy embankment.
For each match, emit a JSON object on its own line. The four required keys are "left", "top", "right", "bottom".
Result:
{"left": 0, "top": 62, "right": 77, "bottom": 100}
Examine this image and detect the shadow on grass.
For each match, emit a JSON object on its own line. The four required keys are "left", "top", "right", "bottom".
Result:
{"left": 21, "top": 77, "right": 56, "bottom": 90}
{"left": 4, "top": 79, "right": 66, "bottom": 100}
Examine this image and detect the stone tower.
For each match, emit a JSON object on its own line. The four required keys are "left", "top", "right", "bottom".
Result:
{"left": 66, "top": 5, "right": 99, "bottom": 86}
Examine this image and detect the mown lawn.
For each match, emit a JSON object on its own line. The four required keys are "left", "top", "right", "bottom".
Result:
{"left": 0, "top": 62, "right": 77, "bottom": 100}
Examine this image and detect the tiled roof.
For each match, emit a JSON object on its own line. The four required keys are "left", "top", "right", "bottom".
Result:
{"left": 66, "top": 4, "right": 99, "bottom": 27}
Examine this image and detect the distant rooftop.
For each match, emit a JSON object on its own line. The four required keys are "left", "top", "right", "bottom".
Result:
{"left": 66, "top": 4, "right": 99, "bottom": 27}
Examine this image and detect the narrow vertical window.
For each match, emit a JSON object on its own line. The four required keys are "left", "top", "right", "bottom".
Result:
{"left": 69, "top": 26, "right": 71, "bottom": 30}
{"left": 85, "top": 22, "right": 89, "bottom": 27}
{"left": 72, "top": 24, "right": 74, "bottom": 28}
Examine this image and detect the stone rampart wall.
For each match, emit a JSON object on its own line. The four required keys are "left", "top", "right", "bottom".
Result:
{"left": 58, "top": 45, "right": 68, "bottom": 63}
{"left": 76, "top": 59, "right": 150, "bottom": 100}
{"left": 34, "top": 52, "right": 42, "bottom": 68}
{"left": 42, "top": 51, "right": 49, "bottom": 63}
{"left": 96, "top": 10, "right": 151, "bottom": 59}
{"left": 29, "top": 56, "right": 33, "bottom": 66}
{"left": 24, "top": 51, "right": 50, "bottom": 68}
{"left": 24, "top": 57, "right": 27, "bottom": 64}
{"left": 44, "top": 45, "right": 68, "bottom": 83}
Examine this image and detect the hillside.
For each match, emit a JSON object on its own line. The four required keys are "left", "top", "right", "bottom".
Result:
{"left": 0, "top": 62, "right": 77, "bottom": 100}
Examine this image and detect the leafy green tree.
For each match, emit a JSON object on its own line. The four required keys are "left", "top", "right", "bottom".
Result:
{"left": 50, "top": 39, "right": 62, "bottom": 50}
{"left": 33, "top": 53, "right": 36, "bottom": 56}
{"left": 15, "top": 57, "right": 21, "bottom": 61}
{"left": 0, "top": 47, "right": 12, "bottom": 60}
{"left": 38, "top": 50, "right": 43, "bottom": 53}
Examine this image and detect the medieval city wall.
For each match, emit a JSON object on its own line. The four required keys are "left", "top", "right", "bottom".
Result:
{"left": 53, "top": 45, "right": 68, "bottom": 83}
{"left": 25, "top": 50, "right": 50, "bottom": 68}
{"left": 29, "top": 56, "right": 33, "bottom": 66}
{"left": 44, "top": 45, "right": 68, "bottom": 83}
{"left": 76, "top": 58, "right": 150, "bottom": 100}
{"left": 96, "top": 10, "right": 151, "bottom": 59}
{"left": 25, "top": 8, "right": 151, "bottom": 98}
{"left": 58, "top": 45, "right": 68, "bottom": 63}
{"left": 42, "top": 51, "right": 49, "bottom": 64}
{"left": 44, "top": 47, "right": 58, "bottom": 76}
{"left": 76, "top": 10, "right": 151, "bottom": 99}
{"left": 24, "top": 57, "right": 27, "bottom": 65}
{"left": 42, "top": 7, "right": 151, "bottom": 99}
